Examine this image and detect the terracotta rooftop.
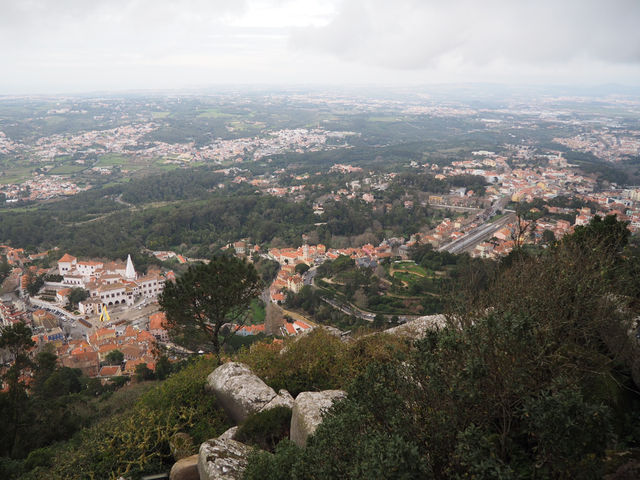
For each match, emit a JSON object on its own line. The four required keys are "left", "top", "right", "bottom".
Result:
{"left": 58, "top": 253, "right": 76, "bottom": 263}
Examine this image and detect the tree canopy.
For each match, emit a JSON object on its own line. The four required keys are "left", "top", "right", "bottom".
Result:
{"left": 158, "top": 255, "right": 263, "bottom": 358}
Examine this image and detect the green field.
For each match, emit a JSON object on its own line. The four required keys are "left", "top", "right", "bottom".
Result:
{"left": 96, "top": 154, "right": 129, "bottom": 166}
{"left": 196, "top": 108, "right": 234, "bottom": 119}
{"left": 0, "top": 173, "right": 30, "bottom": 185}
{"left": 392, "top": 261, "right": 429, "bottom": 276}
{"left": 0, "top": 164, "right": 33, "bottom": 184}
{"left": 151, "top": 111, "right": 170, "bottom": 119}
{"left": 248, "top": 299, "right": 266, "bottom": 324}
{"left": 369, "top": 116, "right": 401, "bottom": 122}
{"left": 48, "top": 164, "right": 87, "bottom": 174}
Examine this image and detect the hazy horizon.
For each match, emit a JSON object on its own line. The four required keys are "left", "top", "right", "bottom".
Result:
{"left": 2, "top": 0, "right": 640, "bottom": 95}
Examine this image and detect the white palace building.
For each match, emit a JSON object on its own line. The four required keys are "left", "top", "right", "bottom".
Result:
{"left": 57, "top": 253, "right": 166, "bottom": 314}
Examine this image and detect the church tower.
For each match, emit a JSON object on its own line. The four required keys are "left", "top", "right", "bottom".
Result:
{"left": 125, "top": 254, "right": 137, "bottom": 280}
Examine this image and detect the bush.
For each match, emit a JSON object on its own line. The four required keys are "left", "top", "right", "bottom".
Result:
{"left": 243, "top": 440, "right": 302, "bottom": 480}
{"left": 236, "top": 330, "right": 348, "bottom": 396}
{"left": 32, "top": 356, "right": 230, "bottom": 479}
{"left": 235, "top": 406, "right": 292, "bottom": 452}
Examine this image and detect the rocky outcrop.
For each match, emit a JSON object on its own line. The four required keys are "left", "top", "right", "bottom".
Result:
{"left": 290, "top": 390, "right": 346, "bottom": 447}
{"left": 197, "top": 438, "right": 252, "bottom": 480}
{"left": 170, "top": 454, "right": 199, "bottom": 480}
{"left": 297, "top": 324, "right": 351, "bottom": 342}
{"left": 384, "top": 314, "right": 446, "bottom": 339}
{"left": 218, "top": 426, "right": 239, "bottom": 441}
{"left": 262, "top": 388, "right": 294, "bottom": 411}
{"left": 207, "top": 362, "right": 293, "bottom": 423}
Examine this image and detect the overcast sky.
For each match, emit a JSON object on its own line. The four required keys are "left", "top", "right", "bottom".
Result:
{"left": 1, "top": 0, "right": 639, "bottom": 94}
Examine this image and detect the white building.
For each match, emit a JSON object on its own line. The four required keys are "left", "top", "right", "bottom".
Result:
{"left": 92, "top": 283, "right": 135, "bottom": 306}
{"left": 56, "top": 253, "right": 165, "bottom": 308}
{"left": 137, "top": 274, "right": 164, "bottom": 299}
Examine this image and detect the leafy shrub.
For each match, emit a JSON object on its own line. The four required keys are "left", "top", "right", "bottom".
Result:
{"left": 29, "top": 356, "right": 230, "bottom": 479}
{"left": 243, "top": 440, "right": 302, "bottom": 480}
{"left": 237, "top": 329, "right": 410, "bottom": 398}
{"left": 237, "top": 329, "right": 348, "bottom": 396}
{"left": 235, "top": 406, "right": 292, "bottom": 452}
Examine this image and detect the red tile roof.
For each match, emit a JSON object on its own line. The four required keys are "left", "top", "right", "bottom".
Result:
{"left": 58, "top": 253, "right": 76, "bottom": 263}
{"left": 99, "top": 366, "right": 121, "bottom": 376}
{"left": 149, "top": 312, "right": 167, "bottom": 331}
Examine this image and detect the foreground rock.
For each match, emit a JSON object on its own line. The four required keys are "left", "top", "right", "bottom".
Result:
{"left": 384, "top": 314, "right": 446, "bottom": 339}
{"left": 300, "top": 324, "right": 351, "bottom": 341}
{"left": 262, "top": 388, "right": 294, "bottom": 411}
{"left": 206, "top": 362, "right": 292, "bottom": 423}
{"left": 218, "top": 426, "right": 239, "bottom": 441}
{"left": 290, "top": 390, "right": 346, "bottom": 447}
{"left": 169, "top": 454, "right": 199, "bottom": 480}
{"left": 198, "top": 438, "right": 252, "bottom": 480}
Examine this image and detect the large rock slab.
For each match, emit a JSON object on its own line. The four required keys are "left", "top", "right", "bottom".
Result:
{"left": 197, "top": 438, "right": 252, "bottom": 480}
{"left": 262, "top": 389, "right": 294, "bottom": 411}
{"left": 290, "top": 390, "right": 346, "bottom": 447}
{"left": 218, "top": 426, "right": 239, "bottom": 441}
{"left": 384, "top": 314, "right": 446, "bottom": 339}
{"left": 170, "top": 454, "right": 199, "bottom": 480}
{"left": 206, "top": 362, "right": 279, "bottom": 423}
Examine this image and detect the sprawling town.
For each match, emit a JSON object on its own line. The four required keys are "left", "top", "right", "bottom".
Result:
{"left": 1, "top": 91, "right": 640, "bottom": 384}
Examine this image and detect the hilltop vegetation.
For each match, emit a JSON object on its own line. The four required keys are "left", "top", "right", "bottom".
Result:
{"left": 246, "top": 215, "right": 640, "bottom": 479}
{"left": 0, "top": 166, "right": 474, "bottom": 259}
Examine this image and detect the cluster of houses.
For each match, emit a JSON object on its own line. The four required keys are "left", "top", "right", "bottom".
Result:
{"left": 0, "top": 301, "right": 30, "bottom": 326}
{"left": 57, "top": 324, "right": 158, "bottom": 378}
{"left": 472, "top": 218, "right": 573, "bottom": 258}
{"left": 0, "top": 175, "right": 88, "bottom": 203}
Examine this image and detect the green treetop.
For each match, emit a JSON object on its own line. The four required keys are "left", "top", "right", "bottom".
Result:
{"left": 158, "top": 255, "right": 263, "bottom": 359}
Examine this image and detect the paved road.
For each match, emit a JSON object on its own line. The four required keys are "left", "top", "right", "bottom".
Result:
{"left": 439, "top": 213, "right": 515, "bottom": 254}
{"left": 303, "top": 267, "right": 318, "bottom": 286}
{"left": 429, "top": 204, "right": 484, "bottom": 212}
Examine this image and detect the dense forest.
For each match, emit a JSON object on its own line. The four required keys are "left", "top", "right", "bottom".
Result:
{"left": 0, "top": 167, "right": 479, "bottom": 258}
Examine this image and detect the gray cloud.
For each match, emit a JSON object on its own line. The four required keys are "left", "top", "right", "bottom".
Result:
{"left": 290, "top": 0, "right": 640, "bottom": 69}
{"left": 0, "top": 0, "right": 249, "bottom": 55}
{"left": 0, "top": 0, "right": 638, "bottom": 93}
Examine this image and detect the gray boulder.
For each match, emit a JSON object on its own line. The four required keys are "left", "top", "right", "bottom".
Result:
{"left": 262, "top": 389, "right": 294, "bottom": 411}
{"left": 197, "top": 438, "right": 252, "bottom": 480}
{"left": 218, "top": 426, "right": 238, "bottom": 441}
{"left": 206, "top": 362, "right": 282, "bottom": 423}
{"left": 290, "top": 390, "right": 346, "bottom": 447}
{"left": 169, "top": 454, "right": 199, "bottom": 480}
{"left": 384, "top": 314, "right": 446, "bottom": 339}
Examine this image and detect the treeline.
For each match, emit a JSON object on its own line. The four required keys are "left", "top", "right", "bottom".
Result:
{"left": 117, "top": 168, "right": 227, "bottom": 204}
{"left": 0, "top": 167, "right": 457, "bottom": 257}
{"left": 547, "top": 145, "right": 630, "bottom": 185}
{"left": 321, "top": 199, "right": 442, "bottom": 240}
{"left": 0, "top": 191, "right": 317, "bottom": 258}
